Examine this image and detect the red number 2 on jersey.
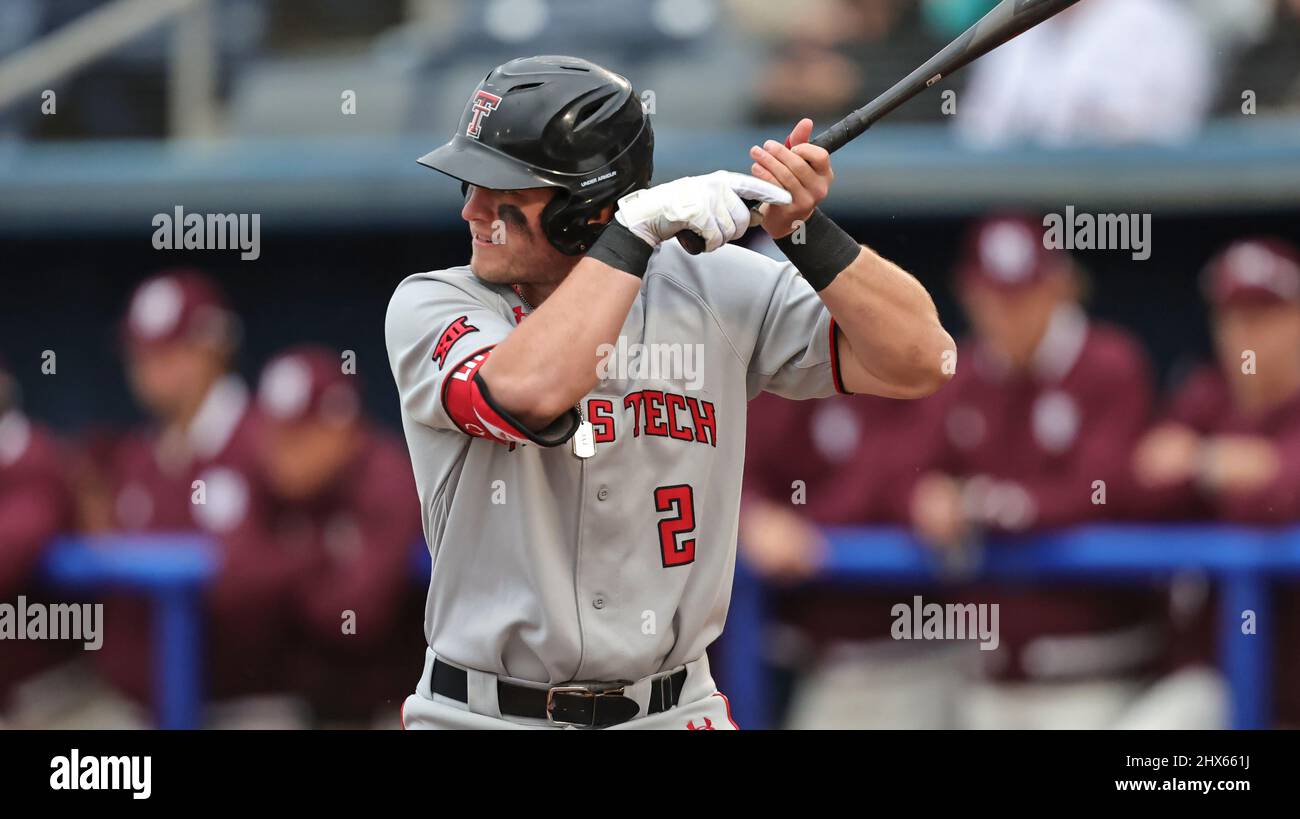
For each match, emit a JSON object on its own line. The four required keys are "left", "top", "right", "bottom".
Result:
{"left": 654, "top": 484, "right": 696, "bottom": 568}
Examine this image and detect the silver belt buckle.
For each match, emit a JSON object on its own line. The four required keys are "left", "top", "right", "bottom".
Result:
{"left": 545, "top": 683, "right": 626, "bottom": 726}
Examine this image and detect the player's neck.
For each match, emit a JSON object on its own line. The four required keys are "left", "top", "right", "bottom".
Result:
{"left": 517, "top": 280, "right": 565, "bottom": 308}
{"left": 515, "top": 252, "right": 593, "bottom": 307}
{"left": 161, "top": 372, "right": 223, "bottom": 436}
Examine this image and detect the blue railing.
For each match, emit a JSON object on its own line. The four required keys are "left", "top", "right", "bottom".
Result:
{"left": 41, "top": 525, "right": 1300, "bottom": 729}
{"left": 716, "top": 524, "right": 1300, "bottom": 730}
{"left": 41, "top": 534, "right": 218, "bottom": 730}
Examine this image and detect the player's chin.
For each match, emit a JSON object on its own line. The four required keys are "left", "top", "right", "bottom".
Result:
{"left": 469, "top": 246, "right": 511, "bottom": 282}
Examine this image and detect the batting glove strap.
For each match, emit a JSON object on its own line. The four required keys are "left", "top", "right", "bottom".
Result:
{"left": 774, "top": 208, "right": 862, "bottom": 292}
{"left": 586, "top": 220, "right": 653, "bottom": 279}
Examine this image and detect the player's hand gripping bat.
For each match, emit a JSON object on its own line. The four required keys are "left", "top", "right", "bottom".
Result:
{"left": 675, "top": 0, "right": 1083, "bottom": 254}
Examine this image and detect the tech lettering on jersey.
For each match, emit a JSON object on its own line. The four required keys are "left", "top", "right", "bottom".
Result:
{"left": 622, "top": 390, "right": 717, "bottom": 447}
{"left": 603, "top": 391, "right": 717, "bottom": 447}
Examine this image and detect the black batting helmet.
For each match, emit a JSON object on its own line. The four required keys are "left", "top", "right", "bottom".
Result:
{"left": 417, "top": 55, "right": 654, "bottom": 256}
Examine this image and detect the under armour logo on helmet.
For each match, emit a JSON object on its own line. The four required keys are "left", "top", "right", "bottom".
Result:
{"left": 466, "top": 90, "right": 503, "bottom": 139}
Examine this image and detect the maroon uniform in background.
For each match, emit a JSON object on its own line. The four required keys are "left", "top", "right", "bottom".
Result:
{"left": 744, "top": 391, "right": 943, "bottom": 649}
{"left": 735, "top": 231, "right": 957, "bottom": 728}
{"left": 1159, "top": 366, "right": 1300, "bottom": 722}
{"left": 0, "top": 398, "right": 78, "bottom": 709}
{"left": 932, "top": 313, "right": 1167, "bottom": 681}
{"left": 915, "top": 217, "right": 1167, "bottom": 695}
{"left": 1160, "top": 368, "right": 1300, "bottom": 522}
{"left": 92, "top": 271, "right": 307, "bottom": 709}
{"left": 1131, "top": 238, "right": 1300, "bottom": 725}
{"left": 93, "top": 380, "right": 307, "bottom": 702}
{"left": 250, "top": 429, "right": 424, "bottom": 720}
{"left": 249, "top": 348, "right": 425, "bottom": 723}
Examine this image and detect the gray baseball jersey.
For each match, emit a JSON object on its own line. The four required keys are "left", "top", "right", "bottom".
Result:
{"left": 385, "top": 238, "right": 845, "bottom": 685}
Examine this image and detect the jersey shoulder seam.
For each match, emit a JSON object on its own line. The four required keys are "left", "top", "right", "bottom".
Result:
{"left": 395, "top": 268, "right": 514, "bottom": 312}
{"left": 647, "top": 269, "right": 746, "bottom": 366}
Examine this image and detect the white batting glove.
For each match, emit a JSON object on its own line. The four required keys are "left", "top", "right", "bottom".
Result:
{"left": 613, "top": 170, "right": 793, "bottom": 252}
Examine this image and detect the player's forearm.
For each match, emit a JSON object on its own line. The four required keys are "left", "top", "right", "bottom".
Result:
{"left": 819, "top": 246, "right": 955, "bottom": 398}
{"left": 1212, "top": 474, "right": 1300, "bottom": 524}
{"left": 478, "top": 256, "right": 642, "bottom": 429}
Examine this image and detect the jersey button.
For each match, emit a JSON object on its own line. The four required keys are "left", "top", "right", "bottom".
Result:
{"left": 596, "top": 486, "right": 609, "bottom": 501}
{"left": 592, "top": 597, "right": 606, "bottom": 610}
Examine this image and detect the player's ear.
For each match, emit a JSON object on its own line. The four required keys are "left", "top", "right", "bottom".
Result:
{"left": 588, "top": 204, "right": 615, "bottom": 225}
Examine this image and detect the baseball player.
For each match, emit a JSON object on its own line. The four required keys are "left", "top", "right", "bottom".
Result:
{"left": 89, "top": 270, "right": 304, "bottom": 724}
{"left": 385, "top": 55, "right": 955, "bottom": 729}
{"left": 910, "top": 215, "right": 1166, "bottom": 729}
{"left": 0, "top": 357, "right": 78, "bottom": 726}
{"left": 1132, "top": 237, "right": 1300, "bottom": 728}
{"left": 249, "top": 346, "right": 425, "bottom": 726}
{"left": 741, "top": 390, "right": 959, "bottom": 730}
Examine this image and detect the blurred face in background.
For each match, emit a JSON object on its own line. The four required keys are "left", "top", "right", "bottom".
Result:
{"left": 261, "top": 416, "right": 359, "bottom": 501}
{"left": 1214, "top": 301, "right": 1300, "bottom": 403}
{"left": 462, "top": 185, "right": 577, "bottom": 288}
{"left": 126, "top": 340, "right": 228, "bottom": 422}
{"left": 960, "top": 270, "right": 1075, "bottom": 370}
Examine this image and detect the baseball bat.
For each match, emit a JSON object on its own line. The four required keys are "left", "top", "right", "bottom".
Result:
{"left": 676, "top": 0, "right": 1083, "bottom": 254}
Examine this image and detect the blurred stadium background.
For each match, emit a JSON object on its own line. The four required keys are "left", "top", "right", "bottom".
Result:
{"left": 1, "top": 0, "right": 1299, "bottom": 729}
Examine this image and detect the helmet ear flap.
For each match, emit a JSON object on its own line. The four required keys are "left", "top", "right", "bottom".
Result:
{"left": 541, "top": 188, "right": 611, "bottom": 256}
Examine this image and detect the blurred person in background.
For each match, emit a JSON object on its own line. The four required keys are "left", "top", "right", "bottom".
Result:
{"left": 741, "top": 389, "right": 958, "bottom": 728}
{"left": 731, "top": 0, "right": 942, "bottom": 126}
{"left": 0, "top": 357, "right": 81, "bottom": 728}
{"left": 1132, "top": 237, "right": 1300, "bottom": 728}
{"left": 910, "top": 214, "right": 1167, "bottom": 729}
{"left": 1214, "top": 0, "right": 1300, "bottom": 116}
{"left": 83, "top": 269, "right": 308, "bottom": 728}
{"left": 249, "top": 346, "right": 424, "bottom": 729}
{"left": 956, "top": 0, "right": 1214, "bottom": 148}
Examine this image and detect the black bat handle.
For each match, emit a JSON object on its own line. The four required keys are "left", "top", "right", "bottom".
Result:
{"left": 809, "top": 114, "right": 864, "bottom": 154}
{"left": 675, "top": 198, "right": 763, "bottom": 256}
{"left": 672, "top": 0, "right": 1081, "bottom": 255}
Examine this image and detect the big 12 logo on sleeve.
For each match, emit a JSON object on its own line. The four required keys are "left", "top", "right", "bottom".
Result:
{"left": 433, "top": 316, "right": 479, "bottom": 369}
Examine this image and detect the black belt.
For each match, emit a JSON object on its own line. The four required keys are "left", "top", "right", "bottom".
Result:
{"left": 431, "top": 658, "right": 687, "bottom": 728}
